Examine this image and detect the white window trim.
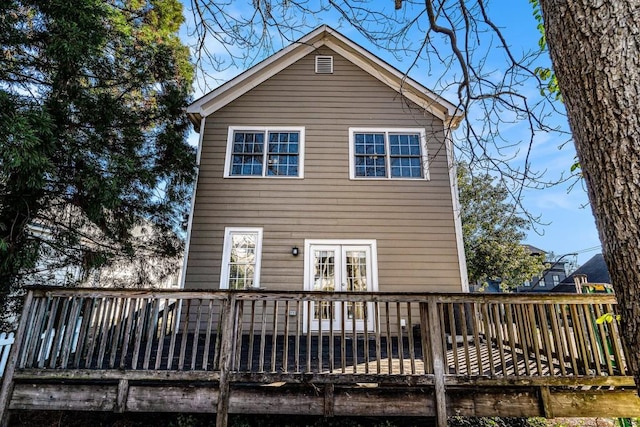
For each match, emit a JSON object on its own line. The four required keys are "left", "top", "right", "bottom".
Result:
{"left": 302, "top": 239, "right": 379, "bottom": 333}
{"left": 303, "top": 239, "right": 379, "bottom": 293}
{"left": 348, "top": 127, "right": 430, "bottom": 180}
{"left": 220, "top": 227, "right": 264, "bottom": 289}
{"left": 224, "top": 126, "right": 305, "bottom": 178}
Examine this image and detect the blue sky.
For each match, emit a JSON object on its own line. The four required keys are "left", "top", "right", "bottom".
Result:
{"left": 181, "top": 0, "right": 602, "bottom": 265}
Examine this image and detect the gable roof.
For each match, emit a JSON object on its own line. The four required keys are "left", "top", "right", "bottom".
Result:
{"left": 187, "top": 25, "right": 463, "bottom": 130}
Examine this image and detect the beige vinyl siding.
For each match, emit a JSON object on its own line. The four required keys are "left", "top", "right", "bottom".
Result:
{"left": 184, "top": 46, "right": 463, "bottom": 292}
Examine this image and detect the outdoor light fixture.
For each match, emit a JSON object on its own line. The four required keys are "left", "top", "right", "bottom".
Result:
{"left": 292, "top": 246, "right": 299, "bottom": 257}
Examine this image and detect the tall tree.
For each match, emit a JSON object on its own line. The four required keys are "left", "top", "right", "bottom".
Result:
{"left": 538, "top": 0, "right": 640, "bottom": 391}
{"left": 0, "top": 0, "right": 195, "bottom": 322}
{"left": 458, "top": 164, "right": 544, "bottom": 290}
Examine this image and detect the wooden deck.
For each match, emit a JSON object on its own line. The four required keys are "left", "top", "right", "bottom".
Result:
{"left": 1, "top": 288, "right": 639, "bottom": 426}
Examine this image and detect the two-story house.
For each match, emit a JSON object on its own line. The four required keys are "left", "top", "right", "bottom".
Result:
{"left": 181, "top": 25, "right": 467, "bottom": 329}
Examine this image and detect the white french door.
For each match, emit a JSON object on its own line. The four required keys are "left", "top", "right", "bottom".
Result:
{"left": 304, "top": 241, "right": 377, "bottom": 332}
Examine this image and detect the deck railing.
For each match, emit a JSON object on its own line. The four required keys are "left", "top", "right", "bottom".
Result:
{"left": 6, "top": 288, "right": 628, "bottom": 380}
{"left": 0, "top": 287, "right": 632, "bottom": 425}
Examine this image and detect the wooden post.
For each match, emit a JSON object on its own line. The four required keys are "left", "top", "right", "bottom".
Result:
{"left": 324, "top": 383, "right": 335, "bottom": 417}
{"left": 422, "top": 299, "right": 447, "bottom": 427}
{"left": 540, "top": 386, "right": 554, "bottom": 418}
{"left": 0, "top": 290, "right": 35, "bottom": 426}
{"left": 114, "top": 379, "right": 129, "bottom": 413}
{"left": 216, "top": 294, "right": 236, "bottom": 427}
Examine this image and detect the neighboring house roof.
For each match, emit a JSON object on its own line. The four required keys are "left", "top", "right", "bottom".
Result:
{"left": 553, "top": 253, "right": 611, "bottom": 293}
{"left": 187, "top": 25, "right": 464, "bottom": 130}
{"left": 522, "top": 244, "right": 546, "bottom": 256}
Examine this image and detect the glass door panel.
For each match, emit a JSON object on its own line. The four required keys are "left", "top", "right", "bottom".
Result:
{"left": 310, "top": 246, "right": 340, "bottom": 331}
{"left": 306, "top": 243, "right": 375, "bottom": 332}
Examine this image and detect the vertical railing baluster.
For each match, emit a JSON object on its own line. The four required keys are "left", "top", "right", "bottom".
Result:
{"left": 156, "top": 297, "right": 170, "bottom": 370}
{"left": 167, "top": 298, "right": 182, "bottom": 370}
{"left": 143, "top": 298, "right": 159, "bottom": 370}
{"left": 352, "top": 296, "right": 357, "bottom": 374}
{"left": 406, "top": 302, "right": 416, "bottom": 375}
{"left": 504, "top": 304, "right": 519, "bottom": 376}
{"left": 120, "top": 298, "right": 137, "bottom": 369}
{"left": 260, "top": 300, "right": 268, "bottom": 373}
{"left": 39, "top": 297, "right": 60, "bottom": 368}
{"left": 271, "top": 300, "right": 279, "bottom": 373}
{"left": 74, "top": 298, "right": 94, "bottom": 369}
{"left": 341, "top": 300, "right": 346, "bottom": 374}
{"left": 537, "top": 304, "right": 555, "bottom": 376}
{"left": 202, "top": 299, "right": 215, "bottom": 371}
{"left": 18, "top": 296, "right": 41, "bottom": 369}
{"left": 569, "top": 304, "right": 590, "bottom": 374}
{"left": 109, "top": 298, "right": 125, "bottom": 369}
{"left": 526, "top": 304, "right": 543, "bottom": 375}
{"left": 560, "top": 302, "right": 579, "bottom": 375}
{"left": 548, "top": 303, "right": 567, "bottom": 376}
{"left": 247, "top": 300, "right": 256, "bottom": 372}
{"left": 471, "top": 302, "right": 483, "bottom": 375}
{"left": 514, "top": 304, "right": 531, "bottom": 376}
{"left": 447, "top": 303, "right": 459, "bottom": 374}
{"left": 396, "top": 302, "right": 404, "bottom": 375}
{"left": 459, "top": 302, "right": 472, "bottom": 375}
{"left": 385, "top": 302, "right": 391, "bottom": 374}
{"left": 190, "top": 299, "right": 203, "bottom": 371}
{"left": 582, "top": 303, "right": 603, "bottom": 376}
{"left": 49, "top": 297, "right": 70, "bottom": 369}
{"left": 481, "top": 303, "right": 495, "bottom": 376}
{"left": 362, "top": 299, "right": 369, "bottom": 374}
{"left": 283, "top": 300, "right": 290, "bottom": 374}
{"left": 306, "top": 300, "right": 312, "bottom": 373}
{"left": 178, "top": 299, "right": 191, "bottom": 371}
{"left": 607, "top": 303, "right": 626, "bottom": 374}
{"left": 295, "top": 300, "right": 301, "bottom": 373}
{"left": 233, "top": 298, "right": 244, "bottom": 371}
{"left": 593, "top": 303, "right": 614, "bottom": 375}
{"left": 63, "top": 296, "right": 82, "bottom": 369}
{"left": 374, "top": 302, "right": 381, "bottom": 374}
{"left": 328, "top": 298, "right": 334, "bottom": 373}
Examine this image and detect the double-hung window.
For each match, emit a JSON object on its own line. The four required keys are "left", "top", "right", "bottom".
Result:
{"left": 349, "top": 128, "right": 428, "bottom": 179}
{"left": 225, "top": 127, "right": 305, "bottom": 178}
{"left": 220, "top": 227, "right": 263, "bottom": 289}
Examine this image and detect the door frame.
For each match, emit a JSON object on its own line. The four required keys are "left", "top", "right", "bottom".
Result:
{"left": 302, "top": 239, "right": 379, "bottom": 332}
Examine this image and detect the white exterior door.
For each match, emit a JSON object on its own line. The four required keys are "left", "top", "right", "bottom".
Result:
{"left": 304, "top": 240, "right": 377, "bottom": 332}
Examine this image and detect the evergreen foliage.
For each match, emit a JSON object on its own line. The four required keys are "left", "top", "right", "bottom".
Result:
{"left": 0, "top": 0, "right": 195, "bottom": 323}
{"left": 458, "top": 163, "right": 545, "bottom": 290}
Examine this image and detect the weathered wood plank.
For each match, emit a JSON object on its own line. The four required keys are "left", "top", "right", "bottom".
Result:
{"left": 9, "top": 383, "right": 117, "bottom": 411}
{"left": 549, "top": 389, "right": 640, "bottom": 417}
{"left": 125, "top": 385, "right": 218, "bottom": 413}
{"left": 6, "top": 381, "right": 640, "bottom": 418}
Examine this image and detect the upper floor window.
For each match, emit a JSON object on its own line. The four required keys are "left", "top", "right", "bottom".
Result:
{"left": 552, "top": 275, "right": 560, "bottom": 286}
{"left": 225, "top": 127, "right": 305, "bottom": 178}
{"left": 349, "top": 128, "right": 429, "bottom": 180}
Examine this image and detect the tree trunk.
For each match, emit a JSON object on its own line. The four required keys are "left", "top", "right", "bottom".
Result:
{"left": 539, "top": 0, "right": 640, "bottom": 392}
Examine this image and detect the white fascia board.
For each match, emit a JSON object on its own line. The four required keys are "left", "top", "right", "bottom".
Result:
{"left": 187, "top": 26, "right": 330, "bottom": 120}
{"left": 198, "top": 45, "right": 317, "bottom": 119}
{"left": 179, "top": 116, "right": 206, "bottom": 289}
{"left": 444, "top": 126, "right": 469, "bottom": 292}
{"left": 321, "top": 31, "right": 462, "bottom": 122}
{"left": 187, "top": 25, "right": 464, "bottom": 129}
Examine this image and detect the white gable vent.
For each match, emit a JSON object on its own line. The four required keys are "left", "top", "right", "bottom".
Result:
{"left": 315, "top": 55, "right": 333, "bottom": 74}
